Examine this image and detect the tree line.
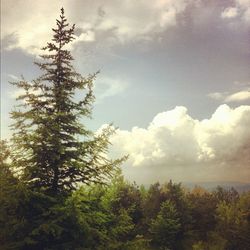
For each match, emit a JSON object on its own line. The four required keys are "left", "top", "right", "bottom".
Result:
{"left": 0, "top": 8, "right": 249, "bottom": 250}
{"left": 1, "top": 150, "right": 250, "bottom": 249}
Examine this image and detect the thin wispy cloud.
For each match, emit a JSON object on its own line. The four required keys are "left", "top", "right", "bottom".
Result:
{"left": 207, "top": 92, "right": 226, "bottom": 101}
{"left": 94, "top": 77, "right": 128, "bottom": 103}
{"left": 7, "top": 74, "right": 19, "bottom": 81}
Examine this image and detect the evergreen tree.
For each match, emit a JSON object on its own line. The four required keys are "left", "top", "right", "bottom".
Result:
{"left": 10, "top": 8, "right": 122, "bottom": 195}
{"left": 150, "top": 200, "right": 181, "bottom": 249}
{"left": 0, "top": 141, "right": 28, "bottom": 249}
{"left": 188, "top": 189, "right": 217, "bottom": 241}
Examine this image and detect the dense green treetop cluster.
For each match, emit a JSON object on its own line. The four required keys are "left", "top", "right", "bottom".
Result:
{"left": 1, "top": 148, "right": 250, "bottom": 249}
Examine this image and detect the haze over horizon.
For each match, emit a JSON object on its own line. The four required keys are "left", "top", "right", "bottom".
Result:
{"left": 1, "top": 0, "right": 250, "bottom": 184}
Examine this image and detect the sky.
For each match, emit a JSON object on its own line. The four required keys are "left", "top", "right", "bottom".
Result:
{"left": 1, "top": 0, "right": 250, "bottom": 184}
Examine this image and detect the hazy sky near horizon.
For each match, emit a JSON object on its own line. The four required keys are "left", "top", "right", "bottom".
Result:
{"left": 1, "top": 0, "right": 250, "bottom": 184}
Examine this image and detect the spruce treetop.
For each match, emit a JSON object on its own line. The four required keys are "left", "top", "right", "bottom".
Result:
{"left": 10, "top": 8, "right": 122, "bottom": 195}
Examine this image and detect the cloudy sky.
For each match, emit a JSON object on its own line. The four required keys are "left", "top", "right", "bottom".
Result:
{"left": 1, "top": 0, "right": 250, "bottom": 184}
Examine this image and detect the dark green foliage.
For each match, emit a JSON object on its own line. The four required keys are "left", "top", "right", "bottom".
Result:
{"left": 141, "top": 182, "right": 166, "bottom": 236}
{"left": 1, "top": 158, "right": 250, "bottom": 249}
{"left": 141, "top": 181, "right": 193, "bottom": 249}
{"left": 216, "top": 194, "right": 250, "bottom": 250}
{"left": 150, "top": 200, "right": 181, "bottom": 249}
{"left": 143, "top": 182, "right": 163, "bottom": 220}
{"left": 161, "top": 181, "right": 193, "bottom": 248}
{"left": 188, "top": 189, "right": 217, "bottom": 241}
{"left": 213, "top": 186, "right": 240, "bottom": 204}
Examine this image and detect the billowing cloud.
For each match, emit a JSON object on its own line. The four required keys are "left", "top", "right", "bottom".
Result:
{"left": 108, "top": 105, "right": 250, "bottom": 183}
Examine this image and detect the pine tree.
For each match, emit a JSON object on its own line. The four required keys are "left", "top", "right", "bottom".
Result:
{"left": 10, "top": 8, "right": 122, "bottom": 195}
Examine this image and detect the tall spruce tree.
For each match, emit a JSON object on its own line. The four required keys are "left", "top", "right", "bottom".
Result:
{"left": 10, "top": 8, "right": 121, "bottom": 195}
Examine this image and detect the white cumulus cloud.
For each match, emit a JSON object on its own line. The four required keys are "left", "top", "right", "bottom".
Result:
{"left": 109, "top": 105, "right": 250, "bottom": 183}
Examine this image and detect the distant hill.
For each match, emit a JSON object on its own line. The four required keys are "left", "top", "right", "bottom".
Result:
{"left": 183, "top": 181, "right": 250, "bottom": 193}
